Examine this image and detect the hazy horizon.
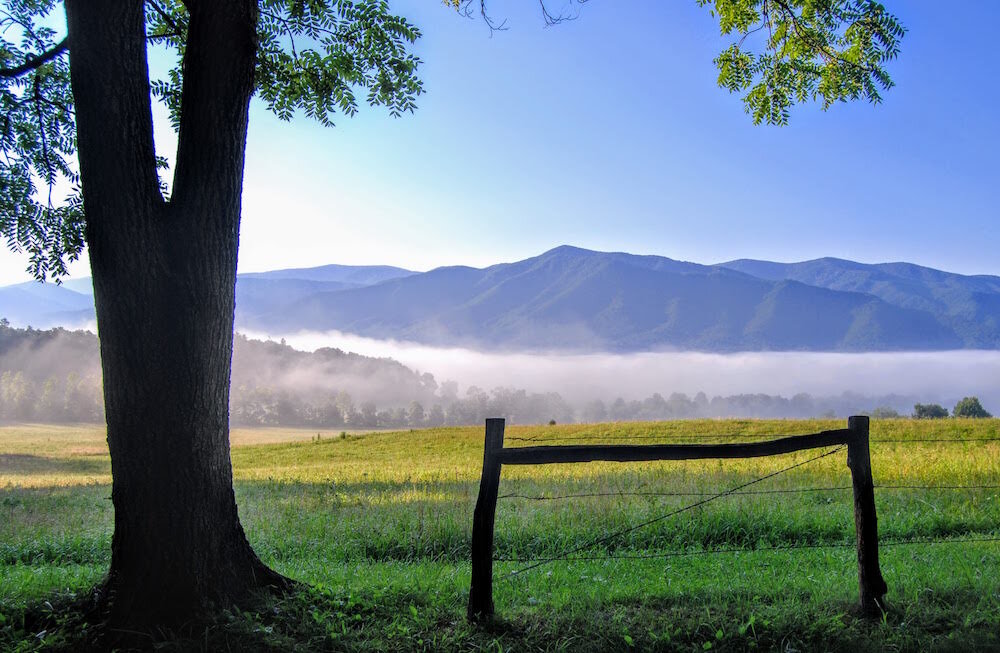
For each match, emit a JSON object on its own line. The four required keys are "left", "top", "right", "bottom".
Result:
{"left": 238, "top": 328, "right": 1000, "bottom": 410}
{"left": 8, "top": 243, "right": 1000, "bottom": 288}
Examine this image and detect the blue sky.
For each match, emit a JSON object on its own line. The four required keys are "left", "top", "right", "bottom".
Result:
{"left": 2, "top": 0, "right": 998, "bottom": 284}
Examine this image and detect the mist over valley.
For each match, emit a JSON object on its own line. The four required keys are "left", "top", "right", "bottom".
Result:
{"left": 2, "top": 320, "right": 996, "bottom": 425}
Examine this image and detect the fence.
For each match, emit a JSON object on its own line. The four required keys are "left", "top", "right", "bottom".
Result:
{"left": 467, "top": 416, "right": 888, "bottom": 621}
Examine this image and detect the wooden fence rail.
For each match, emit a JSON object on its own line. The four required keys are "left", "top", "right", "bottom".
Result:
{"left": 468, "top": 416, "right": 886, "bottom": 621}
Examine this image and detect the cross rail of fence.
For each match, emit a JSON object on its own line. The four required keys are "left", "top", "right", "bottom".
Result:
{"left": 506, "top": 433, "right": 1000, "bottom": 444}
{"left": 467, "top": 416, "right": 886, "bottom": 622}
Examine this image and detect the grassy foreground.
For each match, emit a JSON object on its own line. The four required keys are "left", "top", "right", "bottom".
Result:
{"left": 1, "top": 419, "right": 999, "bottom": 651}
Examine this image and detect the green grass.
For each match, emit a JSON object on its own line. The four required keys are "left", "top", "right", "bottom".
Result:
{"left": 1, "top": 419, "right": 999, "bottom": 651}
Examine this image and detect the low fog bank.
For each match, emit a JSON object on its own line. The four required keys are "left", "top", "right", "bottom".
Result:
{"left": 4, "top": 321, "right": 998, "bottom": 426}
{"left": 255, "top": 329, "right": 1000, "bottom": 412}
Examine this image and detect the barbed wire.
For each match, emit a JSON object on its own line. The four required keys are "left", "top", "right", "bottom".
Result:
{"left": 873, "top": 437, "right": 1000, "bottom": 443}
{"left": 497, "top": 483, "right": 1000, "bottom": 501}
{"left": 876, "top": 484, "right": 1000, "bottom": 490}
{"left": 495, "top": 534, "right": 1000, "bottom": 566}
{"left": 499, "top": 445, "right": 845, "bottom": 580}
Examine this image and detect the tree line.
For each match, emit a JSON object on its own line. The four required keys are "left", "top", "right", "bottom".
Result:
{"left": 2, "top": 321, "right": 991, "bottom": 426}
{"left": 913, "top": 398, "right": 992, "bottom": 419}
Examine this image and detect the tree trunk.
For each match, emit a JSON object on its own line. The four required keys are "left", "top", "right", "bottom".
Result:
{"left": 64, "top": 0, "right": 287, "bottom": 629}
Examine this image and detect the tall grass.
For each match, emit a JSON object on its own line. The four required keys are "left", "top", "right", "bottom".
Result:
{"left": 1, "top": 419, "right": 998, "bottom": 651}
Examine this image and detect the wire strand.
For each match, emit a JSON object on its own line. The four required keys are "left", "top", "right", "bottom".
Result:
{"left": 499, "top": 445, "right": 845, "bottom": 580}
{"left": 874, "top": 437, "right": 1000, "bottom": 443}
{"left": 495, "top": 535, "right": 1000, "bottom": 565}
{"left": 498, "top": 484, "right": 1000, "bottom": 501}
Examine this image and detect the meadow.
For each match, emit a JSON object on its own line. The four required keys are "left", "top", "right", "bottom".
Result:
{"left": 1, "top": 419, "right": 999, "bottom": 651}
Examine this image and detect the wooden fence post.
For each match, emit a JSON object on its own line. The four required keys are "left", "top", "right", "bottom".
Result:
{"left": 846, "top": 415, "right": 887, "bottom": 616}
{"left": 468, "top": 418, "right": 505, "bottom": 621}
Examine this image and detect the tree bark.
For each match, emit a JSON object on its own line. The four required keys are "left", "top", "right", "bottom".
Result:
{"left": 64, "top": 0, "right": 287, "bottom": 629}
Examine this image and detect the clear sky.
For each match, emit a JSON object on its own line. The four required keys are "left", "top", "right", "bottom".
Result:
{"left": 2, "top": 0, "right": 998, "bottom": 285}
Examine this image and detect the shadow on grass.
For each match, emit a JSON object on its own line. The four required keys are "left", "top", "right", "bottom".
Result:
{"left": 3, "top": 583, "right": 999, "bottom": 653}
{"left": 0, "top": 453, "right": 110, "bottom": 476}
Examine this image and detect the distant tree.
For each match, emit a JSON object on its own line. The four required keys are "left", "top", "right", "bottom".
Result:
{"left": 0, "top": 371, "right": 36, "bottom": 420}
{"left": 317, "top": 397, "right": 345, "bottom": 428}
{"left": 419, "top": 373, "right": 438, "bottom": 395}
{"left": 609, "top": 397, "right": 630, "bottom": 422}
{"left": 273, "top": 391, "right": 305, "bottom": 426}
{"left": 952, "top": 397, "right": 992, "bottom": 419}
{"left": 335, "top": 391, "right": 356, "bottom": 424}
{"left": 913, "top": 403, "right": 949, "bottom": 419}
{"left": 789, "top": 393, "right": 815, "bottom": 418}
{"left": 871, "top": 406, "right": 901, "bottom": 419}
{"left": 36, "top": 377, "right": 65, "bottom": 421}
{"left": 407, "top": 401, "right": 426, "bottom": 426}
{"left": 439, "top": 380, "right": 460, "bottom": 401}
{"left": 581, "top": 399, "right": 608, "bottom": 424}
{"left": 667, "top": 392, "right": 695, "bottom": 418}
{"left": 390, "top": 406, "right": 408, "bottom": 427}
{"left": 360, "top": 402, "right": 379, "bottom": 428}
{"left": 427, "top": 404, "right": 445, "bottom": 427}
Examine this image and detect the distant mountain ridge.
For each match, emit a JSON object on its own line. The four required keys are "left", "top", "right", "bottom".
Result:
{"left": 0, "top": 263, "right": 416, "bottom": 329}
{"left": 238, "top": 263, "right": 414, "bottom": 285}
{"left": 3, "top": 246, "right": 998, "bottom": 352}
{"left": 717, "top": 257, "right": 1000, "bottom": 347}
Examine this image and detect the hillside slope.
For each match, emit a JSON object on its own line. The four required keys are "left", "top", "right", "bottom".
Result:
{"left": 256, "top": 246, "right": 964, "bottom": 351}
{"left": 719, "top": 257, "right": 1000, "bottom": 347}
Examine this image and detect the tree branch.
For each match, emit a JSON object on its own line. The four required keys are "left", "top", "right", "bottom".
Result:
{"left": 147, "top": 0, "right": 180, "bottom": 34}
{"left": 0, "top": 38, "right": 69, "bottom": 79}
{"left": 769, "top": 0, "right": 878, "bottom": 75}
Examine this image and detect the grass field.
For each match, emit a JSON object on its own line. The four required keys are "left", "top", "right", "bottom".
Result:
{"left": 2, "top": 419, "right": 999, "bottom": 651}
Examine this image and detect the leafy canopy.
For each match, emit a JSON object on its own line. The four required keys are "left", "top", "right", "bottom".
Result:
{"left": 1, "top": 0, "right": 78, "bottom": 280}
{"left": 1, "top": 0, "right": 423, "bottom": 280}
{"left": 913, "top": 403, "right": 949, "bottom": 420}
{"left": 2, "top": 0, "right": 904, "bottom": 281}
{"left": 952, "top": 396, "right": 991, "bottom": 419}
{"left": 702, "top": 0, "right": 904, "bottom": 125}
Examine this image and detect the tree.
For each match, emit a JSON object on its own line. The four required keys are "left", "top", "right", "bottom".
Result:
{"left": 913, "top": 403, "right": 949, "bottom": 419}
{"left": 952, "top": 396, "right": 992, "bottom": 419}
{"left": 360, "top": 400, "right": 378, "bottom": 427}
{"left": 427, "top": 403, "right": 445, "bottom": 427}
{"left": 451, "top": 0, "right": 904, "bottom": 125}
{"left": 407, "top": 400, "right": 425, "bottom": 426}
{"left": 870, "top": 406, "right": 900, "bottom": 419}
{"left": 2, "top": 0, "right": 421, "bottom": 630}
{"left": 581, "top": 399, "right": 608, "bottom": 423}
{"left": 0, "top": 0, "right": 904, "bottom": 634}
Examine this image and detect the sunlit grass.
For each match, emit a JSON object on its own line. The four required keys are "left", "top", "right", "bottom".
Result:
{"left": 1, "top": 419, "right": 998, "bottom": 650}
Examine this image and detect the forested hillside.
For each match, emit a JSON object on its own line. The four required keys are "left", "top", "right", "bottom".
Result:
{"left": 6, "top": 248, "right": 1000, "bottom": 351}
{"left": 243, "top": 246, "right": 1000, "bottom": 351}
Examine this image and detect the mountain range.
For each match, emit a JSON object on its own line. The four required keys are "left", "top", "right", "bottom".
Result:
{"left": 3, "top": 245, "right": 998, "bottom": 352}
